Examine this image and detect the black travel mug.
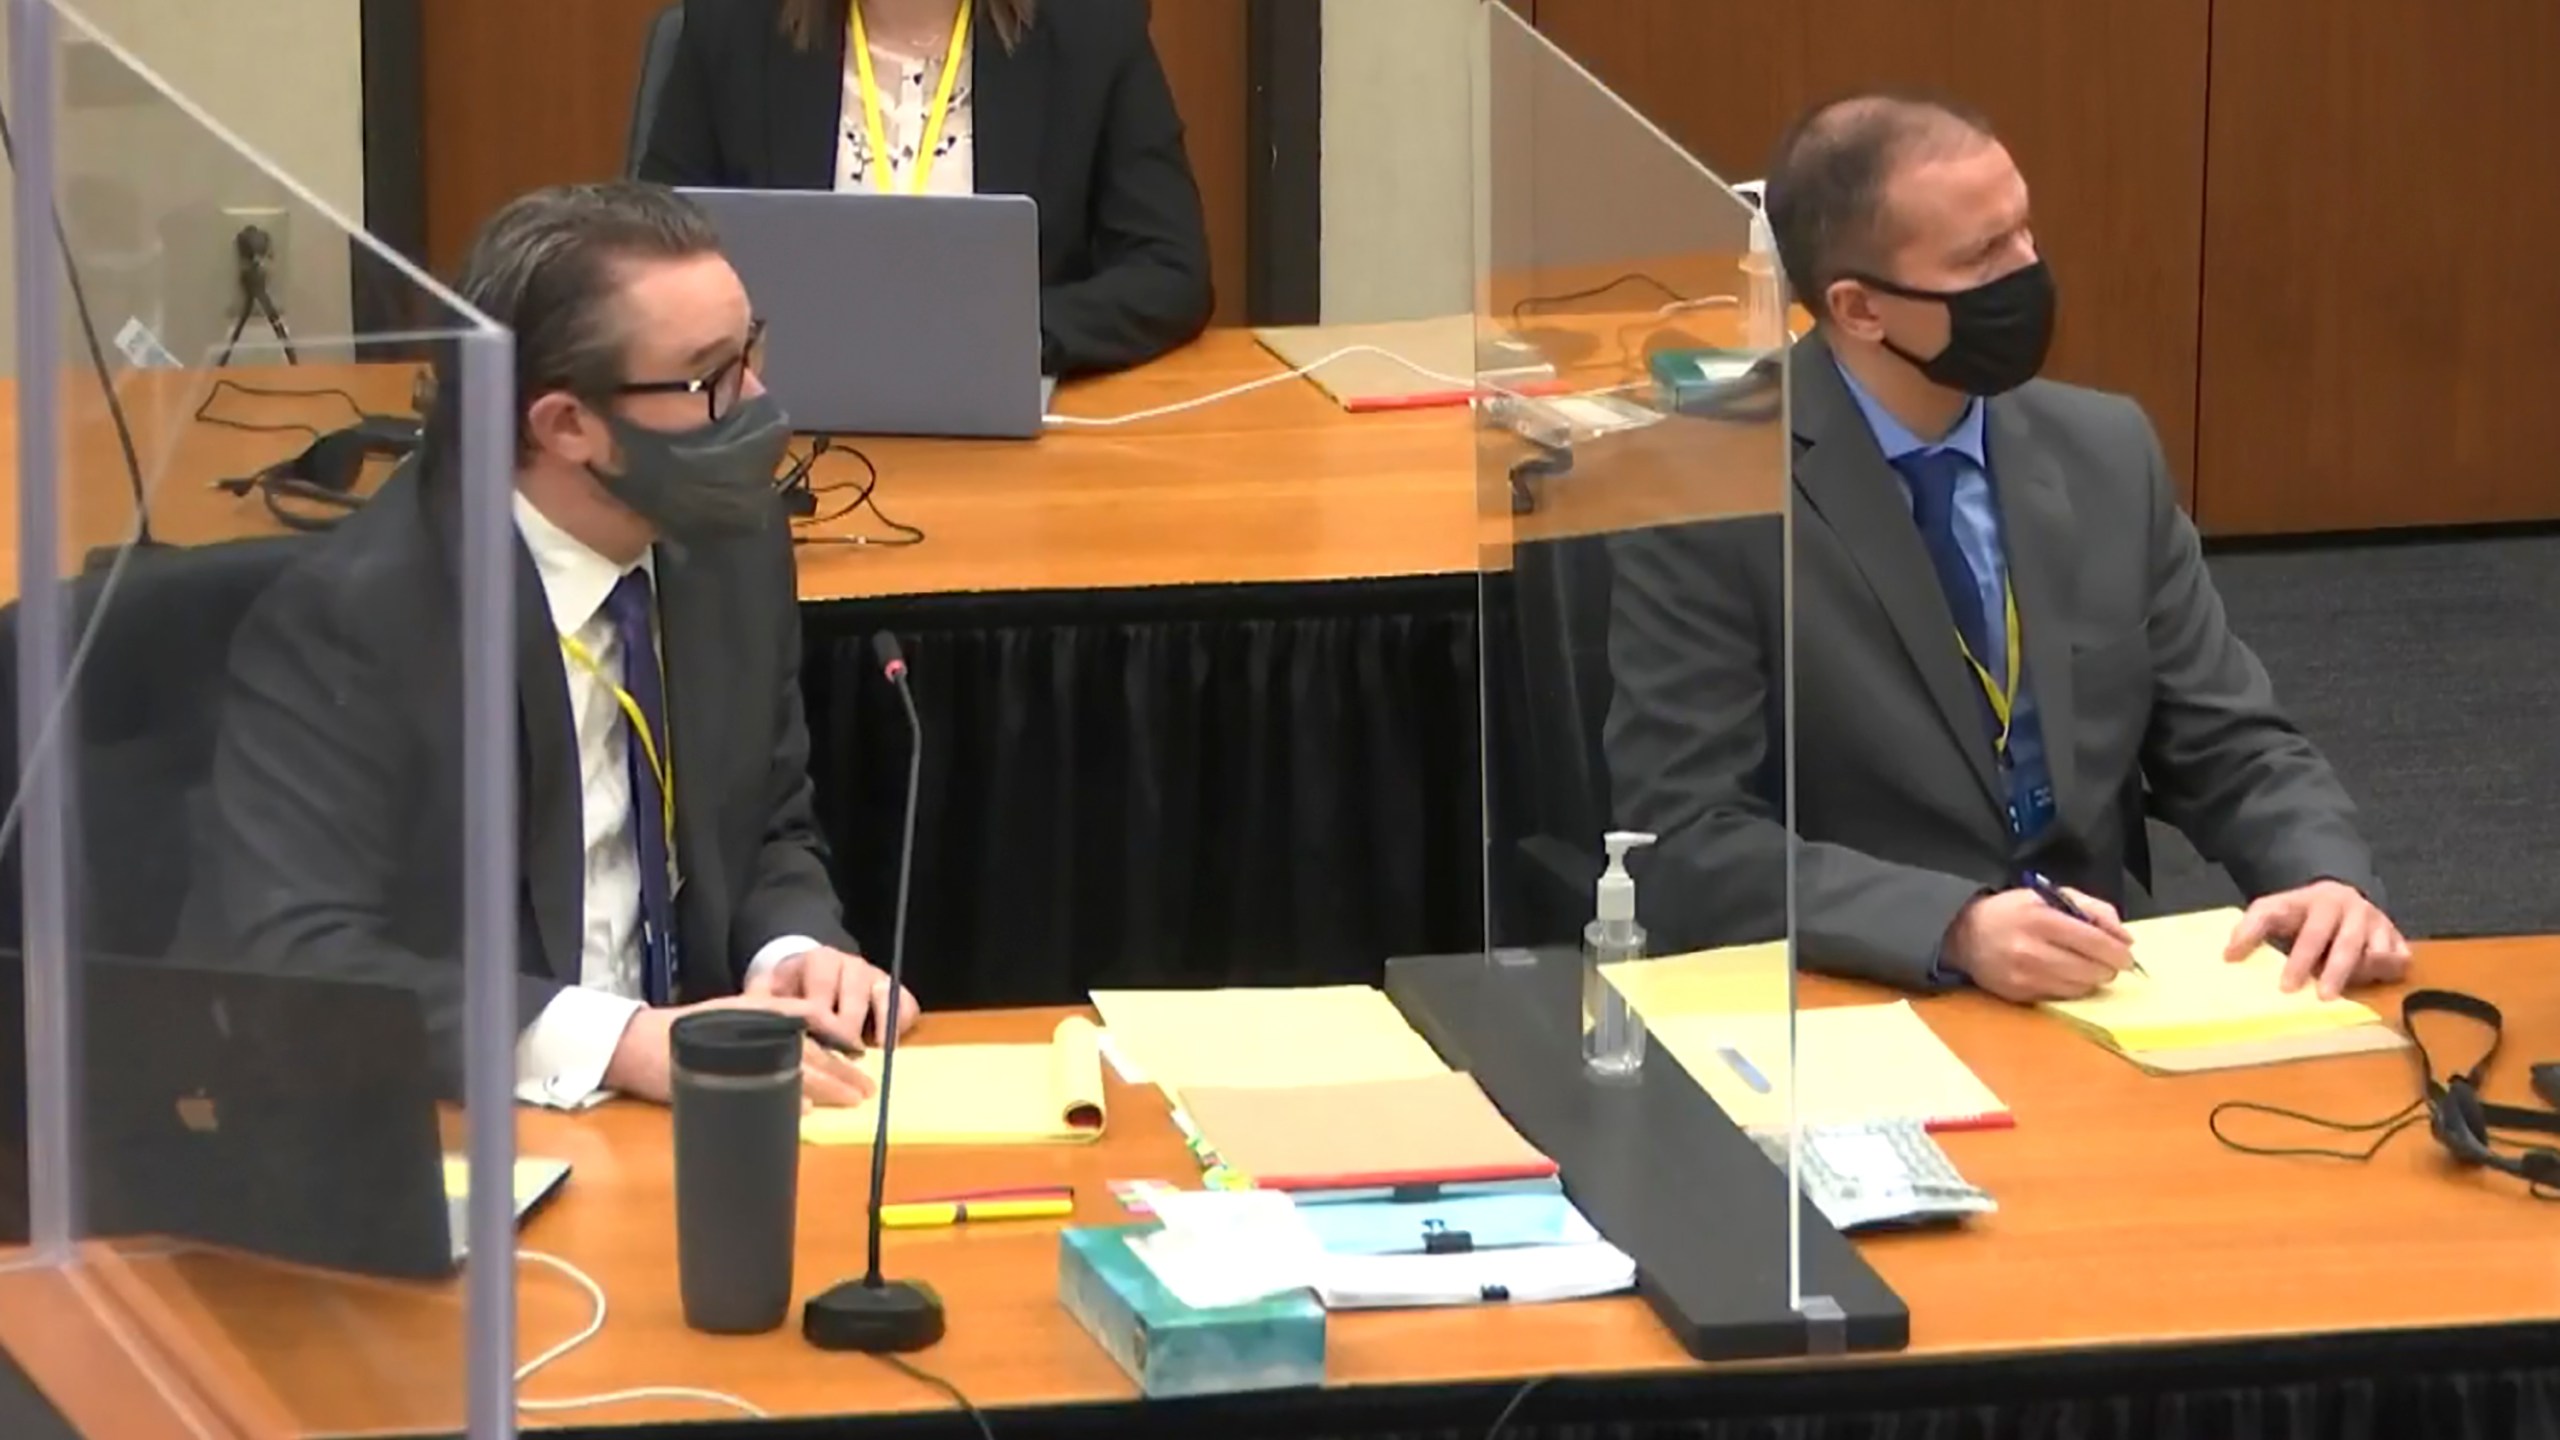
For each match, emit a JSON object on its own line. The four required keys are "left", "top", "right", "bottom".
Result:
{"left": 671, "top": 1010, "right": 805, "bottom": 1334}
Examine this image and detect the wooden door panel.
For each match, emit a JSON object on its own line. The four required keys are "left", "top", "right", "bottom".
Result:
{"left": 2195, "top": 0, "right": 2560, "bottom": 533}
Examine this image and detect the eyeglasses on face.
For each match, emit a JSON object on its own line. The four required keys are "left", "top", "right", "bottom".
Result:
{"left": 613, "top": 317, "right": 767, "bottom": 423}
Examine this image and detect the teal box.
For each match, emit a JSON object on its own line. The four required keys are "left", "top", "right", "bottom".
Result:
{"left": 1057, "top": 1224, "right": 1325, "bottom": 1398}
{"left": 1648, "top": 345, "right": 1776, "bottom": 412}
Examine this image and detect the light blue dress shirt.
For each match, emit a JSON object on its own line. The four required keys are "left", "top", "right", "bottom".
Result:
{"left": 1832, "top": 359, "right": 2062, "bottom": 985}
{"left": 1828, "top": 357, "right": 2055, "bottom": 832}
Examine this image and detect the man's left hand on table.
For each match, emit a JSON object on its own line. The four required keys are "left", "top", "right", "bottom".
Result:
{"left": 2224, "top": 880, "right": 2411, "bottom": 1000}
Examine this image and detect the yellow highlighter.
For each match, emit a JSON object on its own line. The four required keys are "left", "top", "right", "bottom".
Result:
{"left": 879, "top": 1195, "right": 1075, "bottom": 1230}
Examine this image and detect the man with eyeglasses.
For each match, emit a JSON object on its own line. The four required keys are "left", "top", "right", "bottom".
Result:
{"left": 195, "top": 182, "right": 915, "bottom": 1108}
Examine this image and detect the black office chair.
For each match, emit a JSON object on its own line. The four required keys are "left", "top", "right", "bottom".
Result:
{"left": 1483, "top": 533, "right": 1632, "bottom": 949}
{"left": 0, "top": 536, "right": 315, "bottom": 958}
{"left": 626, "top": 4, "right": 687, "bottom": 178}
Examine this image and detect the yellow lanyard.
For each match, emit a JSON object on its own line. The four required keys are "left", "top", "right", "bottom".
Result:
{"left": 849, "top": 0, "right": 973, "bottom": 196}
{"left": 1956, "top": 583, "right": 2025, "bottom": 757}
{"left": 558, "top": 632, "right": 676, "bottom": 842}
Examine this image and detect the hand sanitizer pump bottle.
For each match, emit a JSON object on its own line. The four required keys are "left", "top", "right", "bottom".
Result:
{"left": 1583, "top": 831, "right": 1657, "bottom": 1077}
{"left": 1742, "top": 205, "right": 1786, "bottom": 355}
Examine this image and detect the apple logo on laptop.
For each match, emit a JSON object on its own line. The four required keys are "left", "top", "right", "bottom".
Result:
{"left": 175, "top": 1090, "right": 218, "bottom": 1134}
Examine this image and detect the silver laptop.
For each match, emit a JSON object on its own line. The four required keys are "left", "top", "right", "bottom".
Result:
{"left": 683, "top": 187, "right": 1048, "bottom": 439}
{"left": 444, "top": 1154, "right": 572, "bottom": 1260}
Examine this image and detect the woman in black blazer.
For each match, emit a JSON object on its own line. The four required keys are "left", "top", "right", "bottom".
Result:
{"left": 641, "top": 0, "right": 1214, "bottom": 377}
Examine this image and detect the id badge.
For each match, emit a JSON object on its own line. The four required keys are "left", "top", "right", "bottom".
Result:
{"left": 2006, "top": 779, "right": 2057, "bottom": 842}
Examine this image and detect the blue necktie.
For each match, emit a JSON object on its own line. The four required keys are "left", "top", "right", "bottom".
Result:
{"left": 1896, "top": 449, "right": 2003, "bottom": 730}
{"left": 602, "top": 568, "right": 678, "bottom": 1007}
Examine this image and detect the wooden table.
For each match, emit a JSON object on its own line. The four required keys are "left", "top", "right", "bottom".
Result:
{"left": 0, "top": 316, "right": 1784, "bottom": 605}
{"left": 9, "top": 938, "right": 2559, "bottom": 1438}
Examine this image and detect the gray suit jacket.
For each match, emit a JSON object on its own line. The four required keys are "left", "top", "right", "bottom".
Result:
{"left": 185, "top": 457, "right": 855, "bottom": 1097}
{"left": 1604, "top": 331, "right": 2379, "bottom": 987}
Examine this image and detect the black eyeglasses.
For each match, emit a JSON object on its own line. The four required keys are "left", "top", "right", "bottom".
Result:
{"left": 614, "top": 318, "right": 767, "bottom": 423}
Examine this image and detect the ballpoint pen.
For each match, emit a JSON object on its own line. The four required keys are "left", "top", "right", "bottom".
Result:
{"left": 2024, "top": 870, "right": 2147, "bottom": 976}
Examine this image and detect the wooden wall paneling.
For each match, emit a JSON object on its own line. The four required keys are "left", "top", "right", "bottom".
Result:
{"left": 1533, "top": 0, "right": 2210, "bottom": 510}
{"left": 2194, "top": 0, "right": 2560, "bottom": 535}
{"left": 1145, "top": 0, "right": 1249, "bottom": 325}
{"left": 414, "top": 1, "right": 1251, "bottom": 322}
{"left": 418, "top": 0, "right": 669, "bottom": 277}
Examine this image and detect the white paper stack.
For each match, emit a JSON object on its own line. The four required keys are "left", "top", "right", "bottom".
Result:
{"left": 1125, "top": 1187, "right": 1636, "bottom": 1313}
{"left": 1311, "top": 1242, "right": 1635, "bottom": 1310}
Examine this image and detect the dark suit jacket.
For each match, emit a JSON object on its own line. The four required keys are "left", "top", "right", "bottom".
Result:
{"left": 1605, "top": 331, "right": 2380, "bottom": 987}
{"left": 640, "top": 0, "right": 1213, "bottom": 377}
{"left": 189, "top": 458, "right": 853, "bottom": 1093}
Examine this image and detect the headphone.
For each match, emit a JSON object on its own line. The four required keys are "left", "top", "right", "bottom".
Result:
{"left": 218, "top": 416, "right": 422, "bottom": 532}
{"left": 2406, "top": 988, "right": 2560, "bottom": 1188}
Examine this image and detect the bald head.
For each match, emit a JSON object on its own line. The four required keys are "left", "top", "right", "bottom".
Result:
{"left": 1764, "top": 92, "right": 1999, "bottom": 324}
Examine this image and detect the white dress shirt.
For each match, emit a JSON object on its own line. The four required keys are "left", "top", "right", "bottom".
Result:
{"left": 512, "top": 497, "right": 818, "bottom": 1109}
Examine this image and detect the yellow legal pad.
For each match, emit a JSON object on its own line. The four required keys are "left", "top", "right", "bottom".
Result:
{"left": 2040, "top": 907, "right": 2402, "bottom": 1070}
{"left": 1642, "top": 1002, "right": 2010, "bottom": 1134}
{"left": 1090, "top": 984, "right": 1449, "bottom": 1094}
{"left": 1600, "top": 941, "right": 2007, "bottom": 1134}
{"left": 1602, "top": 940, "right": 1791, "bottom": 1022}
{"left": 801, "top": 1016, "right": 1108, "bottom": 1146}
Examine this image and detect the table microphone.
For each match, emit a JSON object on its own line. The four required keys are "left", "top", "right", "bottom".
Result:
{"left": 803, "top": 630, "right": 945, "bottom": 1353}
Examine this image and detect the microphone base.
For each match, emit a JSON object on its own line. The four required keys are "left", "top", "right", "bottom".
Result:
{"left": 801, "top": 1277, "right": 946, "bottom": 1353}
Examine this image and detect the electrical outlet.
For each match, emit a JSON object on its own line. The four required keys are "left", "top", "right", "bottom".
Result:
{"left": 219, "top": 204, "right": 292, "bottom": 319}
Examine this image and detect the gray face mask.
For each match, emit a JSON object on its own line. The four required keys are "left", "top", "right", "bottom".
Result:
{"left": 586, "top": 391, "right": 793, "bottom": 542}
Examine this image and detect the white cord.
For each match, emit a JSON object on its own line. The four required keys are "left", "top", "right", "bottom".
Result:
{"left": 1040, "top": 298, "right": 1745, "bottom": 432}
{"left": 513, "top": 1249, "right": 767, "bottom": 1420}
{"left": 1041, "top": 343, "right": 1482, "bottom": 429}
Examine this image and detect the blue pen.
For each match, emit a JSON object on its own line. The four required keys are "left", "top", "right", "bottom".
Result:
{"left": 2024, "top": 870, "right": 2147, "bottom": 976}
{"left": 1718, "top": 1045, "right": 1771, "bottom": 1094}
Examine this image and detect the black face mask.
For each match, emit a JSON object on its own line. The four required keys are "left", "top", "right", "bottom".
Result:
{"left": 1850, "top": 259, "right": 2057, "bottom": 398}
{"left": 587, "top": 392, "right": 794, "bottom": 543}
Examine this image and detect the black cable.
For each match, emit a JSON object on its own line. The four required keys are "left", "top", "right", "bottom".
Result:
{"left": 192, "top": 377, "right": 368, "bottom": 440}
{"left": 211, "top": 304, "right": 254, "bottom": 374}
{"left": 0, "top": 95, "right": 156, "bottom": 548}
{"left": 1508, "top": 272, "right": 1689, "bottom": 327}
{"left": 873, "top": 1353, "right": 994, "bottom": 1439}
{"left": 2212, "top": 1009, "right": 2560, "bottom": 1201}
{"left": 2208, "top": 1097, "right": 2427, "bottom": 1164}
{"left": 1483, "top": 1374, "right": 1550, "bottom": 1440}
{"left": 786, "top": 435, "right": 925, "bottom": 549}
{"left": 250, "top": 276, "right": 300, "bottom": 365}
{"left": 233, "top": 473, "right": 361, "bottom": 535}
{"left": 774, "top": 433, "right": 839, "bottom": 504}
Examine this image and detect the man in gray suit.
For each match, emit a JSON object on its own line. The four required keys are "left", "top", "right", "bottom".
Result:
{"left": 1606, "top": 92, "right": 2409, "bottom": 1003}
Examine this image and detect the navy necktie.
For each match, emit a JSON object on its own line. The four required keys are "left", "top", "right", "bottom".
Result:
{"left": 601, "top": 568, "right": 678, "bottom": 1007}
{"left": 1898, "top": 450, "right": 1998, "bottom": 667}
{"left": 1897, "top": 449, "right": 2004, "bottom": 736}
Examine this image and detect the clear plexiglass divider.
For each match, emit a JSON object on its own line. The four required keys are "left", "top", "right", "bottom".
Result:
{"left": 1427, "top": 0, "right": 1904, "bottom": 1363}
{"left": 4, "top": 1, "right": 521, "bottom": 1433}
